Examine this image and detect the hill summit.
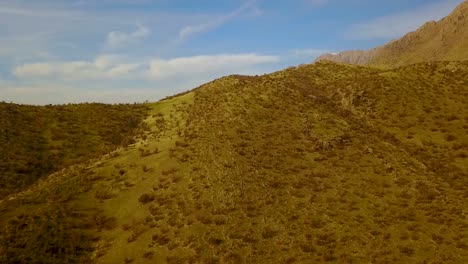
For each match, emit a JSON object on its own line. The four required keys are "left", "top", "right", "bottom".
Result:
{"left": 316, "top": 0, "right": 468, "bottom": 67}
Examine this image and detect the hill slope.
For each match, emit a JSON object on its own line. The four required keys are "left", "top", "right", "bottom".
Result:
{"left": 1, "top": 61, "right": 467, "bottom": 263}
{"left": 316, "top": 0, "right": 468, "bottom": 67}
{"left": 0, "top": 103, "right": 148, "bottom": 198}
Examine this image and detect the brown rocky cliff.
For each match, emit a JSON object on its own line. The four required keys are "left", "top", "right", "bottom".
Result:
{"left": 315, "top": 0, "right": 468, "bottom": 67}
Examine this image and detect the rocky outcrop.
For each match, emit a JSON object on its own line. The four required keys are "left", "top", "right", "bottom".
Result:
{"left": 315, "top": 48, "right": 380, "bottom": 65}
{"left": 315, "top": 0, "right": 468, "bottom": 67}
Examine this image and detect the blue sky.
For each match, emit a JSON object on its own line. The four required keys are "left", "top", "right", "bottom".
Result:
{"left": 0, "top": 0, "right": 464, "bottom": 104}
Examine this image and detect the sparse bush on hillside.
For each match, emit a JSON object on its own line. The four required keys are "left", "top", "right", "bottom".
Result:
{"left": 95, "top": 186, "right": 115, "bottom": 200}
{"left": 147, "top": 60, "right": 468, "bottom": 263}
{"left": 138, "top": 193, "right": 155, "bottom": 204}
{"left": 139, "top": 147, "right": 153, "bottom": 157}
{"left": 0, "top": 102, "right": 149, "bottom": 198}
{"left": 0, "top": 205, "right": 97, "bottom": 264}
{"left": 2, "top": 60, "right": 468, "bottom": 263}
{"left": 161, "top": 168, "right": 178, "bottom": 176}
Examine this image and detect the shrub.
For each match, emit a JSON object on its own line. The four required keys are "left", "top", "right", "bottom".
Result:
{"left": 95, "top": 187, "right": 114, "bottom": 200}
{"left": 138, "top": 193, "right": 155, "bottom": 204}
{"left": 94, "top": 215, "right": 118, "bottom": 231}
{"left": 0, "top": 102, "right": 148, "bottom": 199}
{"left": 124, "top": 256, "right": 135, "bottom": 263}
{"left": 143, "top": 251, "right": 155, "bottom": 259}
{"left": 445, "top": 134, "right": 457, "bottom": 142}
{"left": 139, "top": 148, "right": 152, "bottom": 157}
{"left": 142, "top": 165, "right": 154, "bottom": 172}
{"left": 162, "top": 168, "right": 178, "bottom": 176}
{"left": 0, "top": 206, "right": 95, "bottom": 264}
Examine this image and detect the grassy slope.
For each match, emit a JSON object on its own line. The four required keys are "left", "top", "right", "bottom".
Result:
{"left": 0, "top": 94, "right": 194, "bottom": 263}
{"left": 1, "top": 61, "right": 468, "bottom": 263}
{"left": 163, "top": 61, "right": 468, "bottom": 263}
{"left": 0, "top": 103, "right": 148, "bottom": 198}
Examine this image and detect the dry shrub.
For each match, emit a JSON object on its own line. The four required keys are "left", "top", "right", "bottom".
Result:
{"left": 138, "top": 193, "right": 155, "bottom": 204}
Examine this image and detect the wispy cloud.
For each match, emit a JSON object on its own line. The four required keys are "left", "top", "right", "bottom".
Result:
{"left": 0, "top": 1, "right": 281, "bottom": 104}
{"left": 6, "top": 0, "right": 461, "bottom": 105}
{"left": 8, "top": 53, "right": 280, "bottom": 104}
{"left": 289, "top": 48, "right": 331, "bottom": 58}
{"left": 14, "top": 55, "right": 144, "bottom": 80}
{"left": 178, "top": 1, "right": 260, "bottom": 40}
{"left": 346, "top": 0, "right": 464, "bottom": 40}
{"left": 0, "top": 4, "right": 148, "bottom": 65}
{"left": 106, "top": 24, "right": 150, "bottom": 48}
{"left": 14, "top": 53, "right": 279, "bottom": 81}
{"left": 0, "top": 6, "right": 70, "bottom": 17}
{"left": 147, "top": 53, "right": 279, "bottom": 80}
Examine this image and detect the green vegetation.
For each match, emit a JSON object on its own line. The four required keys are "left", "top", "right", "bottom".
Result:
{"left": 0, "top": 94, "right": 192, "bottom": 263}
{"left": 0, "top": 102, "right": 148, "bottom": 198}
{"left": 1, "top": 60, "right": 468, "bottom": 263}
{"left": 155, "top": 61, "right": 468, "bottom": 263}
{"left": 0, "top": 162, "right": 110, "bottom": 264}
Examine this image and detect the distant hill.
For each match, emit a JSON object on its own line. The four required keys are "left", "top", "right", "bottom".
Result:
{"left": 2, "top": 61, "right": 467, "bottom": 263}
{"left": 315, "top": 48, "right": 379, "bottom": 65}
{"left": 0, "top": 103, "right": 148, "bottom": 198}
{"left": 316, "top": 0, "right": 468, "bottom": 67}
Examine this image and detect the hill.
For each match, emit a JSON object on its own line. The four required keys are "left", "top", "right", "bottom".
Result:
{"left": 1, "top": 60, "right": 467, "bottom": 263}
{"left": 0, "top": 103, "right": 148, "bottom": 198}
{"left": 316, "top": 0, "right": 468, "bottom": 67}
{"left": 315, "top": 48, "right": 380, "bottom": 65}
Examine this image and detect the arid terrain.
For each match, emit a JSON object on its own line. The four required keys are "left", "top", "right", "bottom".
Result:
{"left": 1, "top": 1, "right": 468, "bottom": 264}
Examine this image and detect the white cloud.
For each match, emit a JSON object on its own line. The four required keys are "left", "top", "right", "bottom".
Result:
{"left": 289, "top": 48, "right": 331, "bottom": 57}
{"left": 347, "top": 0, "right": 464, "bottom": 39}
{"left": 14, "top": 63, "right": 54, "bottom": 77}
{"left": 147, "top": 53, "right": 279, "bottom": 80}
{"left": 0, "top": 6, "right": 70, "bottom": 18}
{"left": 178, "top": 0, "right": 259, "bottom": 40}
{"left": 8, "top": 53, "right": 280, "bottom": 104}
{"left": 14, "top": 55, "right": 145, "bottom": 80}
{"left": 14, "top": 53, "right": 279, "bottom": 82}
{"left": 0, "top": 3, "right": 152, "bottom": 65}
{"left": 178, "top": 25, "right": 209, "bottom": 40}
{"left": 0, "top": 1, "right": 281, "bottom": 104}
{"left": 106, "top": 24, "right": 150, "bottom": 48}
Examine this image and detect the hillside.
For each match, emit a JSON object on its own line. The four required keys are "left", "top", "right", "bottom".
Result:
{"left": 0, "top": 103, "right": 148, "bottom": 198}
{"left": 1, "top": 61, "right": 467, "bottom": 263}
{"left": 315, "top": 48, "right": 380, "bottom": 65}
{"left": 316, "top": 0, "right": 468, "bottom": 67}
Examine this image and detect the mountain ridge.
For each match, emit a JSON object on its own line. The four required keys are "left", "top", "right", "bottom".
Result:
{"left": 316, "top": 0, "right": 468, "bottom": 67}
